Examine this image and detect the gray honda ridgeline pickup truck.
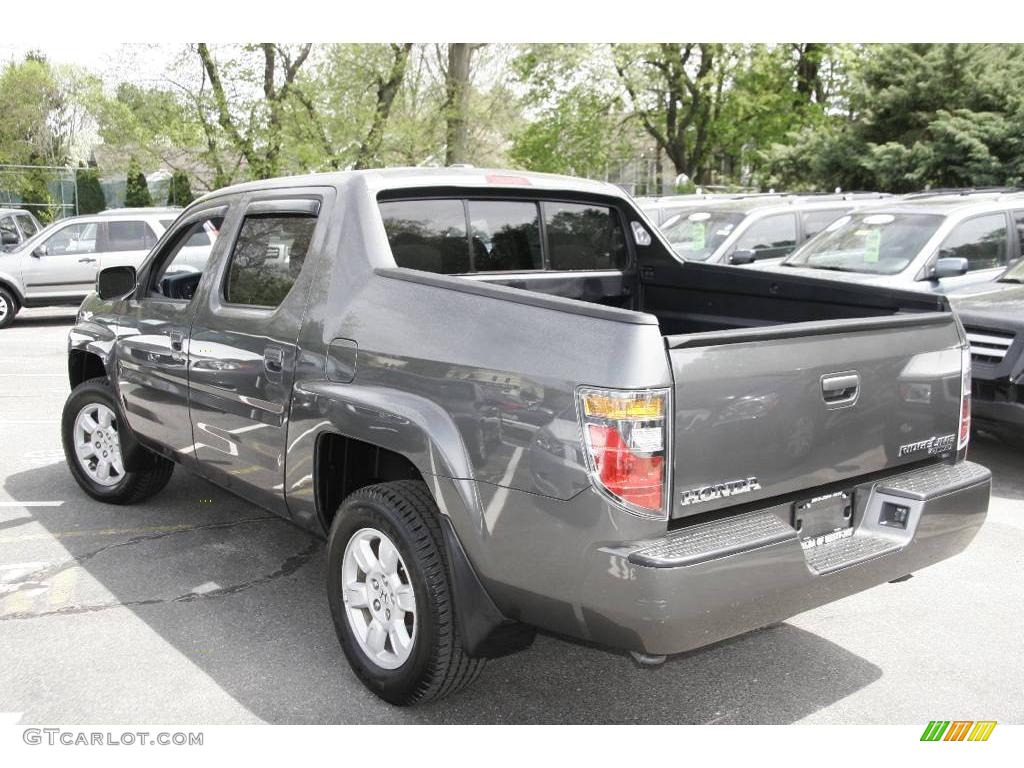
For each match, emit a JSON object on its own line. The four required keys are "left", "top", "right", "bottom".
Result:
{"left": 62, "top": 168, "right": 990, "bottom": 705}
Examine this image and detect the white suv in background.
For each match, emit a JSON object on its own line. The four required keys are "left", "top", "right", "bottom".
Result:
{"left": 0, "top": 208, "right": 189, "bottom": 329}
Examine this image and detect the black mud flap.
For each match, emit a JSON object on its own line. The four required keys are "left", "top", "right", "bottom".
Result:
{"left": 439, "top": 516, "right": 535, "bottom": 659}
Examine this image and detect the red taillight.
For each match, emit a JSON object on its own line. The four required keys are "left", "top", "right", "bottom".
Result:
{"left": 578, "top": 388, "right": 669, "bottom": 517}
{"left": 958, "top": 346, "right": 971, "bottom": 451}
{"left": 586, "top": 424, "right": 664, "bottom": 511}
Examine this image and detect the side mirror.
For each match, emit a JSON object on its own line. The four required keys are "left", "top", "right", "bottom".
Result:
{"left": 730, "top": 249, "right": 757, "bottom": 265}
{"left": 1, "top": 231, "right": 18, "bottom": 246}
{"left": 32, "top": 244, "right": 47, "bottom": 258}
{"left": 96, "top": 266, "right": 137, "bottom": 300}
{"left": 932, "top": 257, "right": 969, "bottom": 279}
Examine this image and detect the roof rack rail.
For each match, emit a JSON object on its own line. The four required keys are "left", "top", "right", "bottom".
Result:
{"left": 902, "top": 187, "right": 1023, "bottom": 199}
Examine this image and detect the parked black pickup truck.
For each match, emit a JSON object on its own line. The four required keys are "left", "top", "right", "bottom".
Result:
{"left": 63, "top": 168, "right": 989, "bottom": 704}
{"left": 951, "top": 259, "right": 1024, "bottom": 447}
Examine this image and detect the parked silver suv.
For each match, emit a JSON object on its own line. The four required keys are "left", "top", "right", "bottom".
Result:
{"left": 751, "top": 191, "right": 1024, "bottom": 293}
{"left": 0, "top": 208, "right": 190, "bottom": 329}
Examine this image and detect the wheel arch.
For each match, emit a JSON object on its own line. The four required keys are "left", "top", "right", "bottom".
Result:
{"left": 313, "top": 429, "right": 534, "bottom": 659}
{"left": 68, "top": 349, "right": 108, "bottom": 389}
{"left": 0, "top": 278, "right": 23, "bottom": 308}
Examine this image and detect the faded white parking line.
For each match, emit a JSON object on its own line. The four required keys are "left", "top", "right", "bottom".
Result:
{"left": 0, "top": 501, "right": 65, "bottom": 508}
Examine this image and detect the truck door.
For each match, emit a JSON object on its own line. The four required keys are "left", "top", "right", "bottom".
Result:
{"left": 116, "top": 205, "right": 231, "bottom": 462}
{"left": 186, "top": 192, "right": 327, "bottom": 517}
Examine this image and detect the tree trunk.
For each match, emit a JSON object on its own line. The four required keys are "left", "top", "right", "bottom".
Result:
{"left": 444, "top": 44, "right": 476, "bottom": 165}
{"left": 354, "top": 43, "right": 413, "bottom": 170}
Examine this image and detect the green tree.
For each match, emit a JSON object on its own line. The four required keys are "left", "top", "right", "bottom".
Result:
{"left": 0, "top": 53, "right": 97, "bottom": 167}
{"left": 167, "top": 170, "right": 194, "bottom": 206}
{"left": 124, "top": 158, "right": 152, "bottom": 207}
{"left": 508, "top": 44, "right": 636, "bottom": 179}
{"left": 763, "top": 44, "right": 1024, "bottom": 191}
{"left": 75, "top": 162, "right": 106, "bottom": 213}
{"left": 18, "top": 155, "right": 55, "bottom": 222}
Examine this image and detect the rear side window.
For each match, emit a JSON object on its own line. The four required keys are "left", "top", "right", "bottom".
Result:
{"left": 543, "top": 202, "right": 627, "bottom": 270}
{"left": 939, "top": 214, "right": 1008, "bottom": 272}
{"left": 104, "top": 220, "right": 158, "bottom": 252}
{"left": 380, "top": 199, "right": 470, "bottom": 274}
{"left": 0, "top": 216, "right": 18, "bottom": 242}
{"left": 802, "top": 209, "right": 846, "bottom": 240}
{"left": 468, "top": 200, "right": 542, "bottom": 271}
{"left": 224, "top": 215, "right": 316, "bottom": 308}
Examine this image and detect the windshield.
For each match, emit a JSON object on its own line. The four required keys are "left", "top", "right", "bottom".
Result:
{"left": 784, "top": 212, "right": 944, "bottom": 275}
{"left": 660, "top": 210, "right": 746, "bottom": 261}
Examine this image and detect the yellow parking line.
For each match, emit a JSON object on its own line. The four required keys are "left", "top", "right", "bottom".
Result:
{"left": 0, "top": 523, "right": 197, "bottom": 545}
{"left": 1, "top": 589, "right": 32, "bottom": 616}
{"left": 47, "top": 568, "right": 78, "bottom": 609}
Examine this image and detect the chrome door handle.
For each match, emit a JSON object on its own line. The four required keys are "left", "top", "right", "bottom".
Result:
{"left": 78, "top": 257, "right": 97, "bottom": 263}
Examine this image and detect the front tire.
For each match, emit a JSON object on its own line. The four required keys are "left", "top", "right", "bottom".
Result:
{"left": 61, "top": 377, "right": 174, "bottom": 504}
{"left": 0, "top": 286, "right": 18, "bottom": 329}
{"left": 326, "top": 480, "right": 484, "bottom": 705}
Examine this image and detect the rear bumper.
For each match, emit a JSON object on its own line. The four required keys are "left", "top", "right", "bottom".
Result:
{"left": 575, "top": 461, "right": 990, "bottom": 655}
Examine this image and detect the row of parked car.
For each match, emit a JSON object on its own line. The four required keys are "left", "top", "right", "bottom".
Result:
{"left": 639, "top": 188, "right": 1024, "bottom": 448}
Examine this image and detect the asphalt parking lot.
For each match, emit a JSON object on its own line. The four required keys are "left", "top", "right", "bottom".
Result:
{"left": 0, "top": 306, "right": 1022, "bottom": 725}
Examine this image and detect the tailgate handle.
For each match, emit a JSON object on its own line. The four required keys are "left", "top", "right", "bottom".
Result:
{"left": 821, "top": 372, "right": 859, "bottom": 406}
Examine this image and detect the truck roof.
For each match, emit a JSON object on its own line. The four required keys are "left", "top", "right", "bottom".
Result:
{"left": 194, "top": 167, "right": 623, "bottom": 204}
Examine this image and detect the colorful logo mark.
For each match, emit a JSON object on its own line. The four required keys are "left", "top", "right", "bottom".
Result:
{"left": 921, "top": 721, "right": 997, "bottom": 742}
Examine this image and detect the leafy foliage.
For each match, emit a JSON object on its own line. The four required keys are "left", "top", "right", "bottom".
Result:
{"left": 5, "top": 43, "right": 1024, "bottom": 199}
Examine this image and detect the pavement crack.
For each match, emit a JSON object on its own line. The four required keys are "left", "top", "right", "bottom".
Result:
{"left": 0, "top": 538, "right": 321, "bottom": 621}
{"left": 0, "top": 516, "right": 280, "bottom": 587}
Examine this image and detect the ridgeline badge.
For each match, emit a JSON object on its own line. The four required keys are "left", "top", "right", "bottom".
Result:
{"left": 898, "top": 433, "right": 956, "bottom": 458}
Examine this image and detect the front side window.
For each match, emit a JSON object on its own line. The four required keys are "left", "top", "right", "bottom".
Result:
{"left": 380, "top": 199, "right": 470, "bottom": 274}
{"left": 15, "top": 215, "right": 38, "bottom": 238}
{"left": 43, "top": 222, "right": 97, "bottom": 255}
{"left": 224, "top": 214, "right": 316, "bottom": 308}
{"left": 103, "top": 220, "right": 159, "bottom": 252}
{"left": 938, "top": 214, "right": 1009, "bottom": 272}
{"left": 544, "top": 201, "right": 627, "bottom": 270}
{"left": 150, "top": 216, "right": 225, "bottom": 299}
{"left": 467, "top": 200, "right": 542, "bottom": 272}
{"left": 785, "top": 212, "right": 944, "bottom": 275}
{"left": 732, "top": 213, "right": 798, "bottom": 260}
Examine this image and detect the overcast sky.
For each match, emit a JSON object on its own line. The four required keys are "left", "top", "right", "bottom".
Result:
{"left": 0, "top": 43, "right": 184, "bottom": 86}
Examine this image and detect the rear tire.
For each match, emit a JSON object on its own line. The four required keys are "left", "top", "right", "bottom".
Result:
{"left": 0, "top": 286, "right": 18, "bottom": 329}
{"left": 61, "top": 377, "right": 174, "bottom": 504}
{"left": 326, "top": 480, "right": 485, "bottom": 705}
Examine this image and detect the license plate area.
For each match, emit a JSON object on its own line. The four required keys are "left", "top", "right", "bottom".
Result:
{"left": 793, "top": 491, "right": 854, "bottom": 550}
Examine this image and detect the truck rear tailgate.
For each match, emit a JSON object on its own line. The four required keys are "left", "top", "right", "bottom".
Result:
{"left": 666, "top": 313, "right": 964, "bottom": 519}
